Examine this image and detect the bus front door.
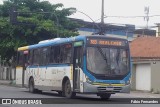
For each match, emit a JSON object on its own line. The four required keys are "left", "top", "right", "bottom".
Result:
{"left": 73, "top": 46, "right": 83, "bottom": 92}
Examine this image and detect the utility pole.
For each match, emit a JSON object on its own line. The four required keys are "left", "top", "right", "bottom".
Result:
{"left": 99, "top": 0, "right": 105, "bottom": 35}
{"left": 101, "top": 0, "right": 104, "bottom": 24}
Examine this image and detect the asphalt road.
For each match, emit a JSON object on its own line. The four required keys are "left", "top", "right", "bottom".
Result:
{"left": 0, "top": 85, "right": 159, "bottom": 107}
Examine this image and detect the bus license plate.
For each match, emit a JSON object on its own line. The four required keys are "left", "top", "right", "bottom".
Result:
{"left": 106, "top": 87, "right": 114, "bottom": 91}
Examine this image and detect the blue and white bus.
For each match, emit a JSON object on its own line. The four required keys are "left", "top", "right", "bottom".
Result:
{"left": 16, "top": 35, "right": 131, "bottom": 99}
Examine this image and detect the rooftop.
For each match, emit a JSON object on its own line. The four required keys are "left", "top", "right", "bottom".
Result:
{"left": 130, "top": 36, "right": 160, "bottom": 59}
{"left": 134, "top": 29, "right": 156, "bottom": 36}
{"left": 69, "top": 18, "right": 135, "bottom": 31}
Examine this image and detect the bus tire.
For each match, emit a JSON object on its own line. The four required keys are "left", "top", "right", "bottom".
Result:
{"left": 64, "top": 79, "right": 76, "bottom": 98}
{"left": 98, "top": 93, "right": 111, "bottom": 100}
{"left": 29, "top": 78, "right": 36, "bottom": 93}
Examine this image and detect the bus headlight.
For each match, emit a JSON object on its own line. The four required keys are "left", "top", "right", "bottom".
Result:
{"left": 125, "top": 79, "right": 131, "bottom": 85}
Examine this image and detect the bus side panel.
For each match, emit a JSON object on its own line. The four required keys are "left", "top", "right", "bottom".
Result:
{"left": 16, "top": 66, "right": 23, "bottom": 86}
{"left": 25, "top": 65, "right": 73, "bottom": 91}
{"left": 46, "top": 65, "right": 73, "bottom": 91}
{"left": 25, "top": 66, "right": 47, "bottom": 88}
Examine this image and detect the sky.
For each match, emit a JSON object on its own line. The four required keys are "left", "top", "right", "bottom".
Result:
{"left": 1, "top": 0, "right": 160, "bottom": 28}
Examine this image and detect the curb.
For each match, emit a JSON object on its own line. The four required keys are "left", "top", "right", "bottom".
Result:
{"left": 0, "top": 80, "right": 16, "bottom": 86}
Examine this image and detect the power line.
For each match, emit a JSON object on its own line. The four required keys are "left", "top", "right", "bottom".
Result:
{"left": 103, "top": 14, "right": 160, "bottom": 18}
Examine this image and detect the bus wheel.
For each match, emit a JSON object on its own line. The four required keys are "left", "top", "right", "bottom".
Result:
{"left": 98, "top": 93, "right": 111, "bottom": 100}
{"left": 64, "top": 79, "right": 75, "bottom": 98}
{"left": 29, "top": 78, "right": 36, "bottom": 93}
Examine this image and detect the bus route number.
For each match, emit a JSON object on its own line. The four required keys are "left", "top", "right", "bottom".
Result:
{"left": 90, "top": 39, "right": 97, "bottom": 44}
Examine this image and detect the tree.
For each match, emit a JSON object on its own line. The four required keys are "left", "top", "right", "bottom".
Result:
{"left": 0, "top": 0, "right": 81, "bottom": 63}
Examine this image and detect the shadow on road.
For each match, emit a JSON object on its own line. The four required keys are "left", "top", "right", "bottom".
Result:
{"left": 23, "top": 90, "right": 63, "bottom": 97}
{"left": 22, "top": 90, "right": 129, "bottom": 104}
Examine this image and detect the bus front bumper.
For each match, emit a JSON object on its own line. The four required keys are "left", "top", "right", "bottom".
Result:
{"left": 83, "top": 82, "right": 130, "bottom": 93}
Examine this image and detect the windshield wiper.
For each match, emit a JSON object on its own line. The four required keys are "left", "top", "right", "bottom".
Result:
{"left": 97, "top": 46, "right": 111, "bottom": 74}
{"left": 97, "top": 46, "right": 108, "bottom": 64}
{"left": 116, "top": 49, "right": 120, "bottom": 64}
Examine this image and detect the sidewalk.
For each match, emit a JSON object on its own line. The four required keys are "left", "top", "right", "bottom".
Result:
{"left": 0, "top": 80, "right": 15, "bottom": 85}
{"left": 116, "top": 90, "right": 160, "bottom": 98}
{"left": 130, "top": 90, "right": 160, "bottom": 98}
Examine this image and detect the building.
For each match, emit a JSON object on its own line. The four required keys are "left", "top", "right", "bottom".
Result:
{"left": 70, "top": 18, "right": 135, "bottom": 41}
{"left": 130, "top": 36, "right": 160, "bottom": 93}
{"left": 133, "top": 29, "right": 156, "bottom": 39}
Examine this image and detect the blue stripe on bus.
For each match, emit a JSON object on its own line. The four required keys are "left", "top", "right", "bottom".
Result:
{"left": 28, "top": 64, "right": 71, "bottom": 68}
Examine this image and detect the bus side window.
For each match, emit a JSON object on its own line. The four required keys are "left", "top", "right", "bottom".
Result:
{"left": 61, "top": 44, "right": 72, "bottom": 64}
{"left": 50, "top": 46, "right": 55, "bottom": 64}
{"left": 50, "top": 46, "right": 62, "bottom": 64}
{"left": 50, "top": 44, "right": 72, "bottom": 64}
{"left": 29, "top": 50, "right": 33, "bottom": 66}
{"left": 32, "top": 49, "right": 40, "bottom": 65}
{"left": 54, "top": 46, "right": 61, "bottom": 63}
{"left": 17, "top": 51, "right": 23, "bottom": 66}
{"left": 40, "top": 47, "right": 48, "bottom": 65}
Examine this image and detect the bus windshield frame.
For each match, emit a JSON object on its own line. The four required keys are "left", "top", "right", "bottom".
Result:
{"left": 86, "top": 37, "right": 130, "bottom": 80}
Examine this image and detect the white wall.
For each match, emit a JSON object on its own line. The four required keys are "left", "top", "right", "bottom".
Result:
{"left": 136, "top": 64, "right": 151, "bottom": 91}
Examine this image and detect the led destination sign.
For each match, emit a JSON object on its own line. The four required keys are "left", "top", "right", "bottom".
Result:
{"left": 87, "top": 38, "right": 126, "bottom": 46}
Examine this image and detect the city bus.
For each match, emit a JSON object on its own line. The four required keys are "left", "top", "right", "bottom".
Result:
{"left": 16, "top": 35, "right": 131, "bottom": 99}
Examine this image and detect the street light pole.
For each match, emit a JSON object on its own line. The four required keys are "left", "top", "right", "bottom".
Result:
{"left": 70, "top": 9, "right": 100, "bottom": 34}
{"left": 75, "top": 11, "right": 95, "bottom": 24}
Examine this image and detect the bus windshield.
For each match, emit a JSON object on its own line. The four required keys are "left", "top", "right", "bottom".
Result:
{"left": 87, "top": 46, "right": 129, "bottom": 76}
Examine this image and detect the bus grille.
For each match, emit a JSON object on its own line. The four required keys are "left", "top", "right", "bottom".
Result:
{"left": 97, "top": 86, "right": 122, "bottom": 93}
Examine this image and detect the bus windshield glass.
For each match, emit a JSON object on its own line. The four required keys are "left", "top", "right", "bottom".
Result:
{"left": 87, "top": 46, "right": 129, "bottom": 76}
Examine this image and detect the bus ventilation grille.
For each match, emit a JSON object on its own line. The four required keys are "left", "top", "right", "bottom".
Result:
{"left": 97, "top": 87, "right": 122, "bottom": 93}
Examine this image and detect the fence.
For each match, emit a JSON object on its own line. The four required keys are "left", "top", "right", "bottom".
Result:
{"left": 0, "top": 56, "right": 16, "bottom": 80}
{"left": 0, "top": 65, "right": 16, "bottom": 80}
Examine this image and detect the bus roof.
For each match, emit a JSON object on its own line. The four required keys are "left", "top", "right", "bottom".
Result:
{"left": 18, "top": 35, "right": 128, "bottom": 50}
{"left": 17, "top": 46, "right": 29, "bottom": 51}
{"left": 28, "top": 35, "right": 87, "bottom": 50}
